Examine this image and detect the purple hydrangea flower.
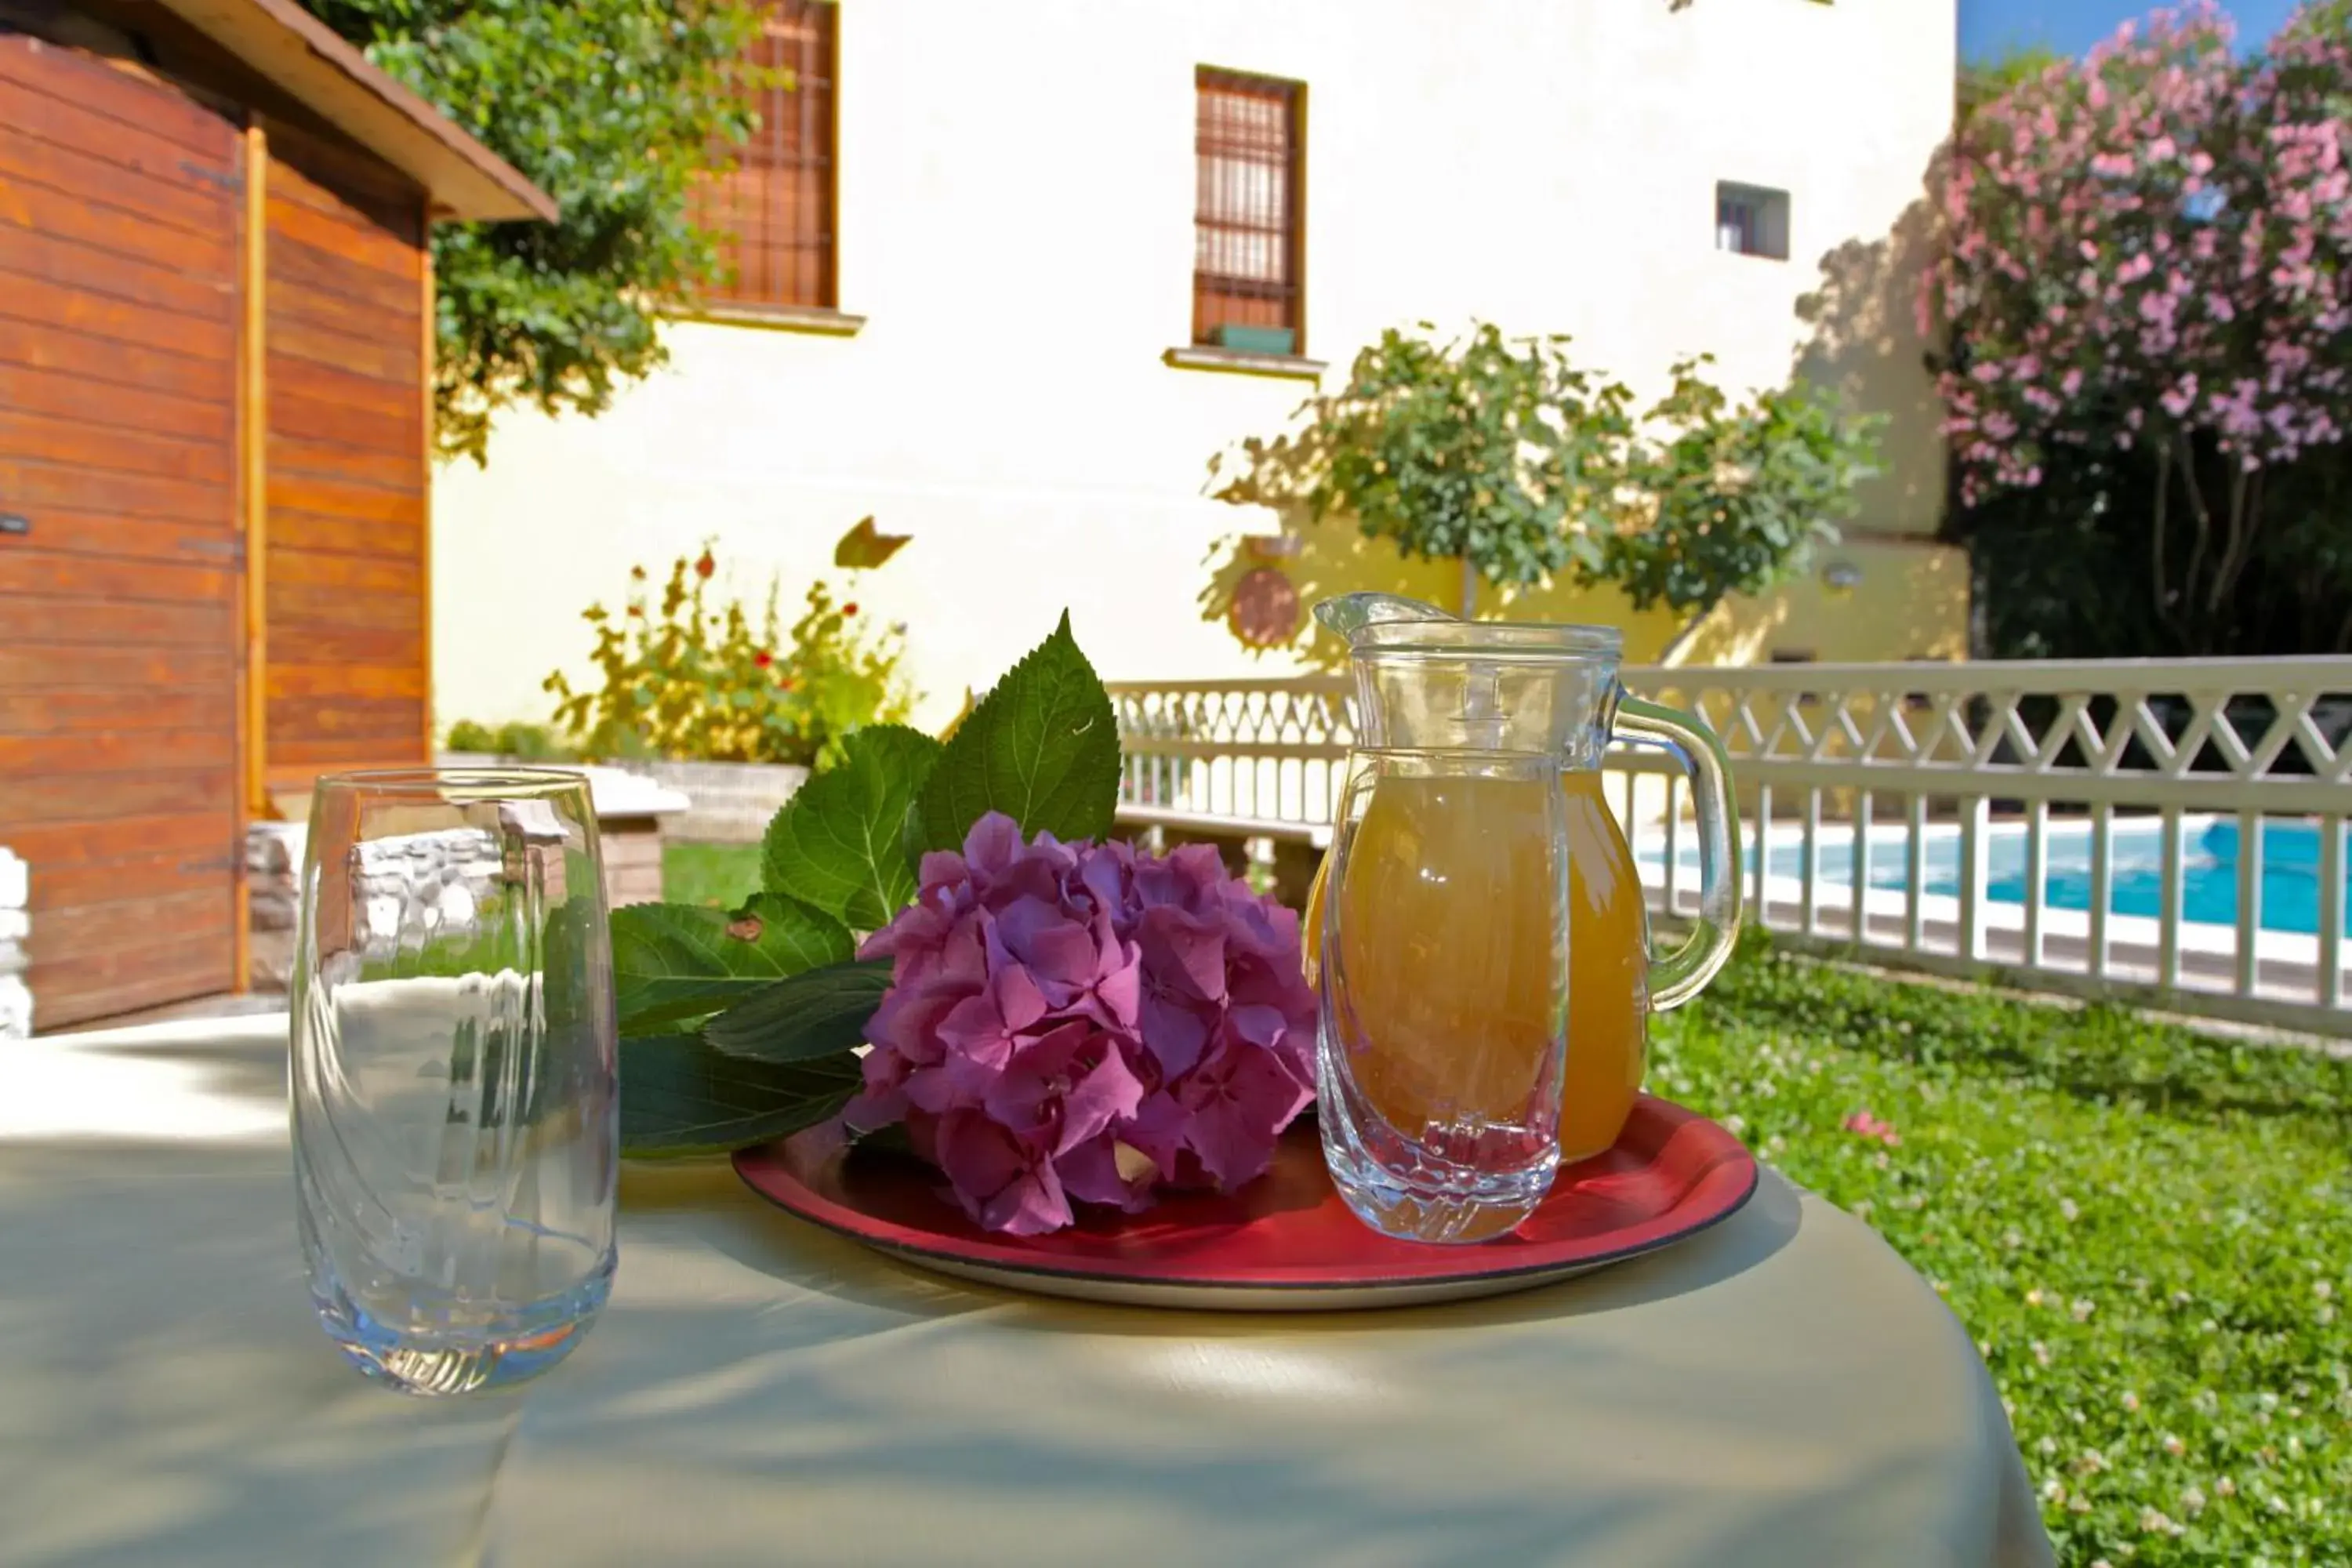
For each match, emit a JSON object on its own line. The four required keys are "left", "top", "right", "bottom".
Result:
{"left": 845, "top": 813, "right": 1316, "bottom": 1236}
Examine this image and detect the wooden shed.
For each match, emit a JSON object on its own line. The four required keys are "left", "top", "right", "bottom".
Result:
{"left": 0, "top": 0, "right": 554, "bottom": 1027}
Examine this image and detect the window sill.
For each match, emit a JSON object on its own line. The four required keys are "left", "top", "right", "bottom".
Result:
{"left": 1163, "top": 344, "right": 1326, "bottom": 383}
{"left": 683, "top": 303, "right": 868, "bottom": 337}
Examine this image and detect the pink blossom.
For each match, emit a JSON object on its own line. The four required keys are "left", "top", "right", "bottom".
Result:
{"left": 933, "top": 1109, "right": 1072, "bottom": 1236}
{"left": 1842, "top": 1109, "right": 1902, "bottom": 1148}
{"left": 848, "top": 813, "right": 1318, "bottom": 1234}
{"left": 1925, "top": 0, "right": 2352, "bottom": 489}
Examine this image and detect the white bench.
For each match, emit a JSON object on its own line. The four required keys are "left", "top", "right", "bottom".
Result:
{"left": 0, "top": 848, "right": 27, "bottom": 1040}
{"left": 1113, "top": 807, "right": 1329, "bottom": 907}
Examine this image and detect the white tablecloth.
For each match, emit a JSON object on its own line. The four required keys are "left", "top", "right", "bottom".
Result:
{"left": 0, "top": 1016, "right": 2053, "bottom": 1568}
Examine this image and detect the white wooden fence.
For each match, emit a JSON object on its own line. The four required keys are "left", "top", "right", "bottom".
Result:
{"left": 1109, "top": 659, "right": 2352, "bottom": 1036}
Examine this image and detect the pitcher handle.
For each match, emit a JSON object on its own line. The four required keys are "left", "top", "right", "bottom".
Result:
{"left": 1615, "top": 695, "right": 1742, "bottom": 1011}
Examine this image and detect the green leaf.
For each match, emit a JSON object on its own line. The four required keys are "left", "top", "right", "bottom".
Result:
{"left": 619, "top": 1032, "right": 860, "bottom": 1159}
{"left": 833, "top": 514, "right": 912, "bottom": 570}
{"left": 702, "top": 958, "right": 892, "bottom": 1063}
{"left": 610, "top": 897, "right": 853, "bottom": 1033}
{"left": 761, "top": 724, "right": 944, "bottom": 927}
{"left": 739, "top": 891, "right": 857, "bottom": 973}
{"left": 913, "top": 612, "right": 1120, "bottom": 852}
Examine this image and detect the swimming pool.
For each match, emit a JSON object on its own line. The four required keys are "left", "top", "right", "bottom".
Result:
{"left": 1642, "top": 816, "right": 2349, "bottom": 938}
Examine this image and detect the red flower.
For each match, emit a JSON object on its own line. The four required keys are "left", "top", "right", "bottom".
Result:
{"left": 841, "top": 601, "right": 858, "bottom": 616}
{"left": 779, "top": 677, "right": 798, "bottom": 691}
{"left": 694, "top": 551, "right": 716, "bottom": 579}
{"left": 753, "top": 650, "right": 774, "bottom": 668}
{"left": 1842, "top": 1109, "right": 1901, "bottom": 1148}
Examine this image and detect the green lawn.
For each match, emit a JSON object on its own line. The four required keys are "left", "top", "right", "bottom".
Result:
{"left": 1660, "top": 943, "right": 2350, "bottom": 1567}
{"left": 655, "top": 840, "right": 2350, "bottom": 1564}
{"left": 662, "top": 841, "right": 763, "bottom": 911}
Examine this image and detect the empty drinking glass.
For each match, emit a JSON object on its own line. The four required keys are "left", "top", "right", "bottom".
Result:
{"left": 291, "top": 769, "right": 619, "bottom": 1394}
{"left": 1318, "top": 749, "right": 1571, "bottom": 1243}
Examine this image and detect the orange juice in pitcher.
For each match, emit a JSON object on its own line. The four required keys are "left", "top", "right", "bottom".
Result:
{"left": 1319, "top": 751, "right": 1572, "bottom": 1241}
{"left": 1305, "top": 597, "right": 1742, "bottom": 1171}
{"left": 1303, "top": 773, "right": 1650, "bottom": 1163}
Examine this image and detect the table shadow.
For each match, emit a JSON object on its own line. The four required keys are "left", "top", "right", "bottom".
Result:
{"left": 489, "top": 1165, "right": 2024, "bottom": 1568}
{"left": 0, "top": 1135, "right": 516, "bottom": 1568}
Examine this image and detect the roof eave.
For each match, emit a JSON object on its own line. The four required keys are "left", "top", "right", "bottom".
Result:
{"left": 153, "top": 0, "right": 557, "bottom": 223}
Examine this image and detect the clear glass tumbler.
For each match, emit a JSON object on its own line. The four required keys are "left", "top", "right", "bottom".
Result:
{"left": 292, "top": 769, "right": 619, "bottom": 1394}
{"left": 1318, "top": 749, "right": 1570, "bottom": 1243}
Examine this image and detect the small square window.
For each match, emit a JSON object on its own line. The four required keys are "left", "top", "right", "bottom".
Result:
{"left": 1715, "top": 181, "right": 1790, "bottom": 261}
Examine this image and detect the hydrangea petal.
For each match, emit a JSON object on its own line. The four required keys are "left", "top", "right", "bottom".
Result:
{"left": 848, "top": 815, "right": 1316, "bottom": 1233}
{"left": 1180, "top": 1036, "right": 1315, "bottom": 1190}
{"left": 1054, "top": 1131, "right": 1155, "bottom": 1211}
{"left": 961, "top": 813, "right": 1026, "bottom": 879}
{"left": 935, "top": 1109, "right": 1072, "bottom": 1236}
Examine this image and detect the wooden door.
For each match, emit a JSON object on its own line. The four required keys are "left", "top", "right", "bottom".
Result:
{"left": 0, "top": 33, "right": 245, "bottom": 1027}
{"left": 263, "top": 123, "right": 431, "bottom": 790}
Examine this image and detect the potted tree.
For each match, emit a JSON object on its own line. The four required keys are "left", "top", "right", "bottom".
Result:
{"left": 1209, "top": 321, "right": 1882, "bottom": 659}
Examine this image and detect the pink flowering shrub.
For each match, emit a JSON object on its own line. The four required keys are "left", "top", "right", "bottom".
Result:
{"left": 846, "top": 813, "right": 1317, "bottom": 1236}
{"left": 1922, "top": 2, "right": 2352, "bottom": 651}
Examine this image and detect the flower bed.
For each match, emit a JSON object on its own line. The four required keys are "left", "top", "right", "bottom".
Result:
{"left": 545, "top": 543, "right": 911, "bottom": 772}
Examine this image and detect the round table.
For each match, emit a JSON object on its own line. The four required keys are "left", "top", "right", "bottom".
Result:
{"left": 0, "top": 1014, "right": 2053, "bottom": 1568}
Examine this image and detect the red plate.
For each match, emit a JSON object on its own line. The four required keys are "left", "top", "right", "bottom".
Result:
{"left": 733, "top": 1094, "right": 1757, "bottom": 1311}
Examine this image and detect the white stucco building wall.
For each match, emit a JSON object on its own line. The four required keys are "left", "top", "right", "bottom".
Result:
{"left": 434, "top": 0, "right": 1959, "bottom": 734}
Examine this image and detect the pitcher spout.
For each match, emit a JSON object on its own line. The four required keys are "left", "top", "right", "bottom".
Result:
{"left": 1309, "top": 593, "right": 1455, "bottom": 642}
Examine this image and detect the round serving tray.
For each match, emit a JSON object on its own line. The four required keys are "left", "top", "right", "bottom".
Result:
{"left": 735, "top": 1094, "right": 1758, "bottom": 1312}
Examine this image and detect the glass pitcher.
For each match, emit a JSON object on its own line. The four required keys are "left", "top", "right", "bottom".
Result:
{"left": 1303, "top": 596, "right": 1742, "bottom": 1164}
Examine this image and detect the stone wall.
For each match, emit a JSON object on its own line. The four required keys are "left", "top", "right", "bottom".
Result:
{"left": 247, "top": 822, "right": 307, "bottom": 993}
{"left": 0, "top": 848, "right": 27, "bottom": 1040}
{"left": 249, "top": 768, "right": 686, "bottom": 992}
{"left": 619, "top": 760, "right": 806, "bottom": 845}
{"left": 247, "top": 811, "right": 582, "bottom": 991}
{"left": 347, "top": 826, "right": 529, "bottom": 961}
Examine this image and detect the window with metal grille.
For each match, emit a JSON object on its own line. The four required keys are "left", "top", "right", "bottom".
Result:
{"left": 1193, "top": 67, "right": 1305, "bottom": 354}
{"left": 695, "top": 0, "right": 837, "bottom": 310}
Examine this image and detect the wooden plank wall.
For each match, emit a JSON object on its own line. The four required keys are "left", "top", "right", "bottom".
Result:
{"left": 0, "top": 34, "right": 245, "bottom": 1024}
{"left": 262, "top": 122, "right": 430, "bottom": 792}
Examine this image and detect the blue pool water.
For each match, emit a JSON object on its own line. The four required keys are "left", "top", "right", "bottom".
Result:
{"left": 1646, "top": 818, "right": 2347, "bottom": 938}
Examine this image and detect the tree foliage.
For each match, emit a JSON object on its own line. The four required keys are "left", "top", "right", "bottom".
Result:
{"left": 1608, "top": 355, "right": 1883, "bottom": 622}
{"left": 1924, "top": 1, "right": 2352, "bottom": 655}
{"left": 1957, "top": 43, "right": 2064, "bottom": 124}
{"left": 1210, "top": 323, "right": 1879, "bottom": 626}
{"left": 1210, "top": 325, "right": 1632, "bottom": 615}
{"left": 310, "top": 0, "right": 764, "bottom": 463}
